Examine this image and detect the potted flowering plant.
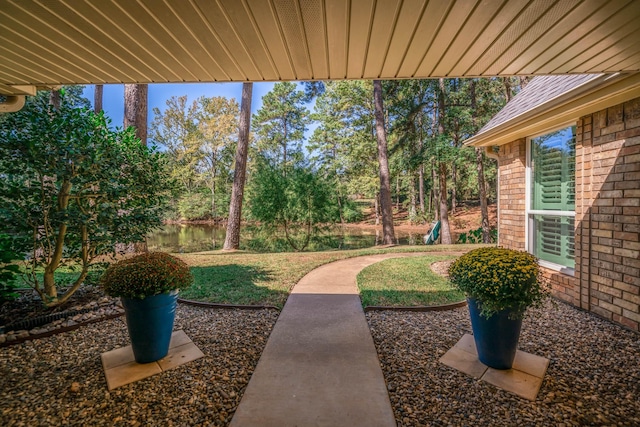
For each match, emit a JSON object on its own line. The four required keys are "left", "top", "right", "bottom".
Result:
{"left": 448, "top": 247, "right": 549, "bottom": 369}
{"left": 101, "top": 252, "right": 193, "bottom": 363}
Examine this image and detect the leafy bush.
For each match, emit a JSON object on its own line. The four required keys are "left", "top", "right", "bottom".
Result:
{"left": 0, "top": 90, "right": 172, "bottom": 307}
{"left": 448, "top": 247, "right": 549, "bottom": 319}
{"left": 0, "top": 234, "right": 20, "bottom": 303}
{"left": 100, "top": 252, "right": 193, "bottom": 299}
{"left": 457, "top": 226, "right": 498, "bottom": 244}
{"left": 341, "top": 198, "right": 364, "bottom": 223}
{"left": 178, "top": 192, "right": 212, "bottom": 220}
{"left": 248, "top": 160, "right": 340, "bottom": 251}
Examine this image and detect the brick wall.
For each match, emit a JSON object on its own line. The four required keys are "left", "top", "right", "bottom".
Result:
{"left": 577, "top": 97, "right": 640, "bottom": 332}
{"left": 495, "top": 97, "right": 640, "bottom": 332}
{"left": 497, "top": 139, "right": 526, "bottom": 250}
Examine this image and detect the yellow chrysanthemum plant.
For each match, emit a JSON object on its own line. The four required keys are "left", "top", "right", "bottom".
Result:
{"left": 101, "top": 252, "right": 193, "bottom": 299}
{"left": 100, "top": 252, "right": 194, "bottom": 364}
{"left": 448, "top": 247, "right": 550, "bottom": 320}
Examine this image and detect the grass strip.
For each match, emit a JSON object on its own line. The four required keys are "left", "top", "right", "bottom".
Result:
{"left": 356, "top": 255, "right": 464, "bottom": 307}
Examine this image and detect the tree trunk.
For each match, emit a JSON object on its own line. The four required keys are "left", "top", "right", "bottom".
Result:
{"left": 373, "top": 80, "right": 395, "bottom": 245}
{"left": 451, "top": 163, "right": 457, "bottom": 214}
{"left": 49, "top": 90, "right": 61, "bottom": 110}
{"left": 438, "top": 162, "right": 452, "bottom": 244}
{"left": 476, "top": 147, "right": 491, "bottom": 243}
{"left": 282, "top": 120, "right": 288, "bottom": 174}
{"left": 469, "top": 80, "right": 491, "bottom": 243}
{"left": 94, "top": 84, "right": 103, "bottom": 113}
{"left": 224, "top": 83, "right": 253, "bottom": 250}
{"left": 431, "top": 159, "right": 438, "bottom": 220}
{"left": 409, "top": 175, "right": 416, "bottom": 224}
{"left": 396, "top": 175, "right": 400, "bottom": 210}
{"left": 437, "top": 78, "right": 451, "bottom": 243}
{"left": 211, "top": 183, "right": 216, "bottom": 220}
{"left": 43, "top": 179, "right": 72, "bottom": 300}
{"left": 337, "top": 192, "right": 345, "bottom": 225}
{"left": 124, "top": 84, "right": 148, "bottom": 145}
{"left": 503, "top": 77, "right": 513, "bottom": 102}
{"left": 419, "top": 163, "right": 425, "bottom": 213}
{"left": 124, "top": 84, "right": 148, "bottom": 253}
{"left": 374, "top": 195, "right": 380, "bottom": 226}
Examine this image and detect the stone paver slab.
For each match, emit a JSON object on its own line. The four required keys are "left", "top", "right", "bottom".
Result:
{"left": 440, "top": 334, "right": 549, "bottom": 401}
{"left": 439, "top": 345, "right": 488, "bottom": 378}
{"left": 102, "top": 330, "right": 204, "bottom": 391}
{"left": 157, "top": 342, "right": 205, "bottom": 371}
{"left": 482, "top": 367, "right": 545, "bottom": 401}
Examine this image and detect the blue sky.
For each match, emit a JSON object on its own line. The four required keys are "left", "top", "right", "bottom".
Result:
{"left": 81, "top": 82, "right": 277, "bottom": 130}
{"left": 81, "top": 81, "right": 319, "bottom": 144}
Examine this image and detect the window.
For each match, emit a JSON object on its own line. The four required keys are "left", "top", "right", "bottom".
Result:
{"left": 527, "top": 126, "right": 576, "bottom": 272}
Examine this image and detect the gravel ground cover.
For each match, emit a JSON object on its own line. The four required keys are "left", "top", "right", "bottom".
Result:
{"left": 367, "top": 302, "right": 640, "bottom": 426}
{"left": 0, "top": 305, "right": 278, "bottom": 426}
{"left": 2, "top": 257, "right": 639, "bottom": 427}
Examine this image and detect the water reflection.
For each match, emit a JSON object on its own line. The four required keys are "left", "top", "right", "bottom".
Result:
{"left": 147, "top": 224, "right": 425, "bottom": 253}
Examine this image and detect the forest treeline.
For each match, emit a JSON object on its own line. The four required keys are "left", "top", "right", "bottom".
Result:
{"left": 150, "top": 78, "right": 528, "bottom": 248}
{"left": 0, "top": 78, "right": 527, "bottom": 303}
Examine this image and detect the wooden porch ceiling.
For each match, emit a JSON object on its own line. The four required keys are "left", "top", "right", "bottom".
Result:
{"left": 1, "top": 0, "right": 640, "bottom": 95}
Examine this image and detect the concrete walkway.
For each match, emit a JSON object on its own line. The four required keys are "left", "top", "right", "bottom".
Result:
{"left": 230, "top": 253, "right": 427, "bottom": 427}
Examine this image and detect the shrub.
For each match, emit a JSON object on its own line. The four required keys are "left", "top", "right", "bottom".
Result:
{"left": 0, "top": 234, "right": 20, "bottom": 303}
{"left": 100, "top": 252, "right": 193, "bottom": 299}
{"left": 457, "top": 226, "right": 498, "bottom": 244}
{"left": 0, "top": 91, "right": 173, "bottom": 307}
{"left": 448, "top": 247, "right": 549, "bottom": 319}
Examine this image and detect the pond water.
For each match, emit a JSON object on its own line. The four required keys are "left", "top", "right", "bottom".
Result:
{"left": 147, "top": 224, "right": 428, "bottom": 253}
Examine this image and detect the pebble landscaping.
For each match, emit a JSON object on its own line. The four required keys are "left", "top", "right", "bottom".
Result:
{"left": 0, "top": 305, "right": 278, "bottom": 426}
{"left": 1, "top": 270, "right": 639, "bottom": 425}
{"left": 367, "top": 302, "right": 640, "bottom": 426}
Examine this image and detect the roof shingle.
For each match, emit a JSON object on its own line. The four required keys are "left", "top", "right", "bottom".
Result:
{"left": 477, "top": 74, "right": 603, "bottom": 136}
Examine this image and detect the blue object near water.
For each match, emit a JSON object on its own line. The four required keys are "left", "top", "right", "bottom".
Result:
{"left": 121, "top": 291, "right": 179, "bottom": 364}
{"left": 467, "top": 298, "right": 522, "bottom": 370}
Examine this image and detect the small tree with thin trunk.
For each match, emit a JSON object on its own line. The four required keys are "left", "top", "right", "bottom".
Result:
{"left": 0, "top": 91, "right": 171, "bottom": 307}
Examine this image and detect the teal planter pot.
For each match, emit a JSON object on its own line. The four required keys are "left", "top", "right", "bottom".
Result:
{"left": 467, "top": 298, "right": 522, "bottom": 370}
{"left": 121, "top": 291, "right": 179, "bottom": 364}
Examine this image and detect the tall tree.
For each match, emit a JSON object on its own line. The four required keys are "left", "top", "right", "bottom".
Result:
{"left": 470, "top": 80, "right": 491, "bottom": 243}
{"left": 124, "top": 84, "right": 148, "bottom": 145}
{"left": 248, "top": 159, "right": 339, "bottom": 252}
{"left": 373, "top": 80, "right": 395, "bottom": 245}
{"left": 224, "top": 82, "right": 253, "bottom": 250}
{"left": 150, "top": 96, "right": 200, "bottom": 193}
{"left": 437, "top": 79, "right": 453, "bottom": 244}
{"left": 252, "top": 82, "right": 309, "bottom": 173}
{"left": 196, "top": 96, "right": 239, "bottom": 219}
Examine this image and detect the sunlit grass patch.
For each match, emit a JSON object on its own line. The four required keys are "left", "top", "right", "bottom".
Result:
{"left": 357, "top": 255, "right": 465, "bottom": 307}
{"left": 177, "top": 245, "right": 475, "bottom": 307}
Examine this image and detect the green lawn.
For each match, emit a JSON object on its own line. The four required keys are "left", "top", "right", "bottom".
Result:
{"left": 177, "top": 245, "right": 478, "bottom": 307}
{"left": 357, "top": 256, "right": 465, "bottom": 307}
{"left": 10, "top": 244, "right": 482, "bottom": 308}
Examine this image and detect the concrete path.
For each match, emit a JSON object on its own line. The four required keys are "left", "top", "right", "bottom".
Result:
{"left": 230, "top": 253, "right": 427, "bottom": 427}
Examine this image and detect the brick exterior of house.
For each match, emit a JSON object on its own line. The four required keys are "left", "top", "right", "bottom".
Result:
{"left": 496, "top": 97, "right": 640, "bottom": 332}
